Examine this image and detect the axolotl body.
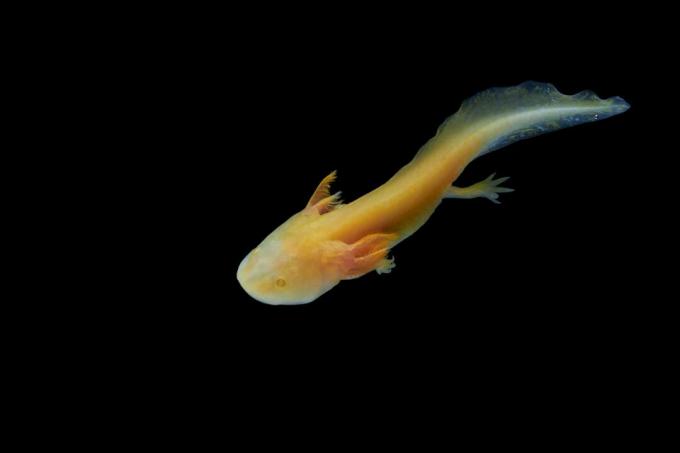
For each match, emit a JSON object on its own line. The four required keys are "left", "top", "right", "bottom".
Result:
{"left": 237, "top": 82, "right": 629, "bottom": 305}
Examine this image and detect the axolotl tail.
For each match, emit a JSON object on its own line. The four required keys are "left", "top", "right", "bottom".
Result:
{"left": 414, "top": 81, "right": 630, "bottom": 166}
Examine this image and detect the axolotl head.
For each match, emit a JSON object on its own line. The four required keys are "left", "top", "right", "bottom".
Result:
{"left": 236, "top": 213, "right": 342, "bottom": 305}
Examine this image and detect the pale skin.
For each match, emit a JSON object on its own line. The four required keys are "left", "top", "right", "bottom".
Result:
{"left": 237, "top": 82, "right": 629, "bottom": 305}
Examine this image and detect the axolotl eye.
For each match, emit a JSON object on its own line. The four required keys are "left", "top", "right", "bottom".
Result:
{"left": 275, "top": 278, "right": 287, "bottom": 287}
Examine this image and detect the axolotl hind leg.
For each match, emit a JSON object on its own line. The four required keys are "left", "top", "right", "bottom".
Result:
{"left": 445, "top": 173, "right": 514, "bottom": 204}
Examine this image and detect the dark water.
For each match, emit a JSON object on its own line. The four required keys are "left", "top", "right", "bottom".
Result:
{"left": 74, "top": 13, "right": 668, "bottom": 443}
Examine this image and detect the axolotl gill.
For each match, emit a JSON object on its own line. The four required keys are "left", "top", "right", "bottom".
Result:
{"left": 237, "top": 81, "right": 629, "bottom": 305}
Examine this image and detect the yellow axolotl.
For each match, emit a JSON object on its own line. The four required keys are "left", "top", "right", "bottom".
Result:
{"left": 237, "top": 81, "right": 629, "bottom": 305}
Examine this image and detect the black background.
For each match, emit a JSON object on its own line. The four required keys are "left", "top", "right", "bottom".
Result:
{"left": 3, "top": 2, "right": 670, "bottom": 448}
{"left": 101, "top": 7, "right": 670, "bottom": 430}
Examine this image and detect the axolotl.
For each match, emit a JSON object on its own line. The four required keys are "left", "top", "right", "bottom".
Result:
{"left": 237, "top": 81, "right": 629, "bottom": 305}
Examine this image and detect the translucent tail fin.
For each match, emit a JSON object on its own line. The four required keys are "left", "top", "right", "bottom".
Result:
{"left": 418, "top": 81, "right": 630, "bottom": 160}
